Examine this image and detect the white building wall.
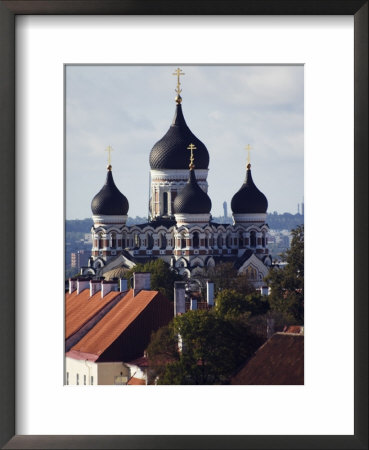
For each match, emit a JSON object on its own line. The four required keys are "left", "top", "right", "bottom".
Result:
{"left": 65, "top": 357, "right": 98, "bottom": 386}
{"left": 65, "top": 357, "right": 130, "bottom": 385}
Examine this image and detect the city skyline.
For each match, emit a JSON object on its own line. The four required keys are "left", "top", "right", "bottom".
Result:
{"left": 66, "top": 65, "right": 304, "bottom": 219}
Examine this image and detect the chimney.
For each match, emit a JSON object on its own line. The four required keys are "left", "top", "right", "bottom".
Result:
{"left": 69, "top": 278, "right": 77, "bottom": 294}
{"left": 260, "top": 286, "right": 269, "bottom": 296}
{"left": 119, "top": 278, "right": 128, "bottom": 292}
{"left": 190, "top": 298, "right": 197, "bottom": 310}
{"left": 77, "top": 277, "right": 90, "bottom": 295}
{"left": 266, "top": 318, "right": 275, "bottom": 339}
{"left": 101, "top": 280, "right": 118, "bottom": 298}
{"left": 174, "top": 281, "right": 186, "bottom": 316}
{"left": 206, "top": 281, "right": 214, "bottom": 306}
{"left": 90, "top": 279, "right": 101, "bottom": 297}
{"left": 132, "top": 272, "right": 151, "bottom": 297}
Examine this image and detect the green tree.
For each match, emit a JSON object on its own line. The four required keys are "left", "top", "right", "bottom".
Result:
{"left": 265, "top": 225, "right": 304, "bottom": 324}
{"left": 125, "top": 259, "right": 183, "bottom": 301}
{"left": 199, "top": 262, "right": 255, "bottom": 296}
{"left": 146, "top": 309, "right": 264, "bottom": 385}
{"left": 214, "top": 289, "right": 269, "bottom": 319}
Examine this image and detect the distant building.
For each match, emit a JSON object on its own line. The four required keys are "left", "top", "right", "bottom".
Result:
{"left": 223, "top": 201, "right": 228, "bottom": 219}
{"left": 71, "top": 250, "right": 90, "bottom": 269}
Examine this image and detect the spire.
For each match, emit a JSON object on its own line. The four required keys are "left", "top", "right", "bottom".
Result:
{"left": 173, "top": 67, "right": 185, "bottom": 104}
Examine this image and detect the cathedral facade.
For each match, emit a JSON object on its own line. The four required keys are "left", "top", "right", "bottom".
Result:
{"left": 82, "top": 71, "right": 272, "bottom": 287}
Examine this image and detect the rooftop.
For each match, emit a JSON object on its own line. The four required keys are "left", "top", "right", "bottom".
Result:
{"left": 67, "top": 289, "right": 161, "bottom": 361}
{"left": 231, "top": 332, "right": 304, "bottom": 385}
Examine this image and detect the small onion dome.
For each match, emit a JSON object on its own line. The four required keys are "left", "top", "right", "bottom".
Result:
{"left": 149, "top": 104, "right": 209, "bottom": 170}
{"left": 231, "top": 164, "right": 268, "bottom": 214}
{"left": 91, "top": 166, "right": 129, "bottom": 215}
{"left": 173, "top": 169, "right": 212, "bottom": 214}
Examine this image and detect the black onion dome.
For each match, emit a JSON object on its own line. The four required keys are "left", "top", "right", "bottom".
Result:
{"left": 91, "top": 168, "right": 129, "bottom": 215}
{"left": 231, "top": 165, "right": 268, "bottom": 214}
{"left": 149, "top": 104, "right": 210, "bottom": 170}
{"left": 173, "top": 170, "right": 212, "bottom": 214}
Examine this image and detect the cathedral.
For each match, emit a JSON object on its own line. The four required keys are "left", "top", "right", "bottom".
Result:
{"left": 82, "top": 69, "right": 272, "bottom": 287}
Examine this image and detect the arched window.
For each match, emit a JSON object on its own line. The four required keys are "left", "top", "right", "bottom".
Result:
{"left": 181, "top": 235, "right": 186, "bottom": 249}
{"left": 193, "top": 232, "right": 200, "bottom": 249}
{"left": 246, "top": 266, "right": 257, "bottom": 280}
{"left": 97, "top": 233, "right": 102, "bottom": 249}
{"left": 163, "top": 192, "right": 168, "bottom": 215}
{"left": 147, "top": 234, "right": 154, "bottom": 250}
{"left": 111, "top": 232, "right": 116, "bottom": 249}
{"left": 217, "top": 234, "right": 223, "bottom": 248}
{"left": 238, "top": 232, "right": 244, "bottom": 248}
{"left": 226, "top": 234, "right": 232, "bottom": 248}
{"left": 134, "top": 233, "right": 141, "bottom": 249}
{"left": 250, "top": 231, "right": 256, "bottom": 247}
{"left": 262, "top": 232, "right": 266, "bottom": 247}
{"left": 159, "top": 233, "right": 167, "bottom": 250}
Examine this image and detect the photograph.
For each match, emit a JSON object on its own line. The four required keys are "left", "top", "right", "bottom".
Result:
{"left": 65, "top": 65, "right": 304, "bottom": 386}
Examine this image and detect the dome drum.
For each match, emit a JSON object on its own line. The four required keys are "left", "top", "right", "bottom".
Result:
{"left": 92, "top": 214, "right": 128, "bottom": 226}
{"left": 232, "top": 213, "right": 267, "bottom": 225}
{"left": 174, "top": 213, "right": 211, "bottom": 227}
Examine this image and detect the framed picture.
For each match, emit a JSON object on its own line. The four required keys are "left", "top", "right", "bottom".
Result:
{"left": 0, "top": 1, "right": 367, "bottom": 449}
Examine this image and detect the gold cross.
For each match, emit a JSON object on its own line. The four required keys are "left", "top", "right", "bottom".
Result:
{"left": 173, "top": 68, "right": 185, "bottom": 94}
{"left": 105, "top": 145, "right": 113, "bottom": 166}
{"left": 187, "top": 143, "right": 196, "bottom": 169}
{"left": 245, "top": 144, "right": 252, "bottom": 165}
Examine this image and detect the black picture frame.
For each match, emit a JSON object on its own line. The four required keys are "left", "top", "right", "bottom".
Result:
{"left": 0, "top": 1, "right": 367, "bottom": 449}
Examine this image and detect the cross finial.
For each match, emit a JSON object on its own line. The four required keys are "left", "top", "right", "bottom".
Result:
{"left": 245, "top": 144, "right": 252, "bottom": 168}
{"left": 105, "top": 145, "right": 113, "bottom": 169}
{"left": 173, "top": 68, "right": 185, "bottom": 103}
{"left": 187, "top": 143, "right": 197, "bottom": 170}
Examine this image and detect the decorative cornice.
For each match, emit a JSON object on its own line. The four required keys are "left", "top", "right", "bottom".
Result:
{"left": 92, "top": 215, "right": 128, "bottom": 225}
{"left": 151, "top": 169, "right": 208, "bottom": 181}
{"left": 232, "top": 213, "right": 267, "bottom": 224}
{"left": 174, "top": 213, "right": 211, "bottom": 226}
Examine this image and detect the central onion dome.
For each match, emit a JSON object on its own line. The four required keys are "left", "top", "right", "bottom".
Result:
{"left": 149, "top": 103, "right": 210, "bottom": 170}
{"left": 231, "top": 164, "right": 268, "bottom": 214}
{"left": 173, "top": 164, "right": 212, "bottom": 214}
{"left": 91, "top": 165, "right": 129, "bottom": 216}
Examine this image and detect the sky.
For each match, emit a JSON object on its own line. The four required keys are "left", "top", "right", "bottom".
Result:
{"left": 66, "top": 65, "right": 304, "bottom": 220}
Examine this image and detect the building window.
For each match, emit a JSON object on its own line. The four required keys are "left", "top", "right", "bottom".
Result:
{"left": 76, "top": 373, "right": 79, "bottom": 385}
{"left": 262, "top": 232, "right": 266, "bottom": 247}
{"left": 84, "top": 375, "right": 87, "bottom": 385}
{"left": 163, "top": 192, "right": 168, "bottom": 215}
{"left": 193, "top": 232, "right": 200, "bottom": 249}
{"left": 134, "top": 234, "right": 141, "bottom": 249}
{"left": 250, "top": 231, "right": 256, "bottom": 247}
{"left": 181, "top": 237, "right": 186, "bottom": 249}
{"left": 91, "top": 376, "right": 94, "bottom": 385}
{"left": 160, "top": 233, "right": 167, "bottom": 250}
{"left": 111, "top": 232, "right": 116, "bottom": 249}
{"left": 66, "top": 372, "right": 69, "bottom": 385}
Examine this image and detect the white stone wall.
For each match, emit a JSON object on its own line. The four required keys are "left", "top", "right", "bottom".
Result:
{"left": 65, "top": 357, "right": 98, "bottom": 386}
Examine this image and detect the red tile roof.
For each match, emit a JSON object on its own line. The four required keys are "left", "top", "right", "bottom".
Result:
{"left": 284, "top": 325, "right": 304, "bottom": 334}
{"left": 127, "top": 377, "right": 146, "bottom": 385}
{"left": 65, "top": 289, "right": 122, "bottom": 339}
{"left": 68, "top": 290, "right": 160, "bottom": 361}
{"left": 231, "top": 333, "right": 304, "bottom": 385}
